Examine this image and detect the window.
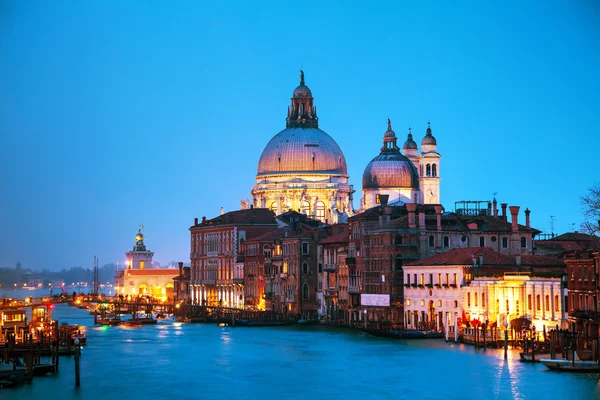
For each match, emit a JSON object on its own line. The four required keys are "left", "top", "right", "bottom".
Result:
{"left": 454, "top": 300, "right": 458, "bottom": 308}
{"left": 302, "top": 283, "right": 309, "bottom": 300}
{"left": 545, "top": 295, "right": 550, "bottom": 312}
{"left": 432, "top": 164, "right": 437, "bottom": 177}
{"left": 421, "top": 299, "right": 425, "bottom": 306}
{"left": 528, "top": 294, "right": 532, "bottom": 310}
{"left": 443, "top": 236, "right": 449, "bottom": 247}
{"left": 453, "top": 273, "right": 457, "bottom": 285}
{"left": 506, "top": 299, "right": 510, "bottom": 313}
{"left": 479, "top": 236, "right": 485, "bottom": 248}
{"left": 438, "top": 300, "right": 442, "bottom": 307}
{"left": 301, "top": 200, "right": 310, "bottom": 216}
{"left": 502, "top": 237, "right": 508, "bottom": 248}
{"left": 516, "top": 300, "right": 519, "bottom": 316}
{"left": 482, "top": 293, "right": 485, "bottom": 308}
{"left": 438, "top": 274, "right": 442, "bottom": 285}
{"left": 316, "top": 201, "right": 325, "bottom": 222}
{"left": 426, "top": 164, "right": 431, "bottom": 176}
{"left": 318, "top": 281, "right": 322, "bottom": 290}
{"left": 263, "top": 245, "right": 271, "bottom": 259}
{"left": 407, "top": 311, "right": 411, "bottom": 324}
{"left": 429, "top": 235, "right": 434, "bottom": 247}
{"left": 302, "top": 242, "right": 309, "bottom": 255}
{"left": 406, "top": 299, "right": 411, "bottom": 306}
{"left": 429, "top": 274, "right": 433, "bottom": 285}
{"left": 270, "top": 201, "right": 278, "bottom": 215}
{"left": 318, "top": 263, "right": 322, "bottom": 273}
{"left": 414, "top": 274, "right": 417, "bottom": 284}
{"left": 474, "top": 292, "right": 478, "bottom": 307}
{"left": 467, "top": 292, "right": 471, "bottom": 307}
{"left": 420, "top": 274, "right": 424, "bottom": 285}
{"left": 302, "top": 262, "right": 308, "bottom": 275}
{"left": 406, "top": 274, "right": 411, "bottom": 285}
{"left": 571, "top": 294, "right": 575, "bottom": 311}
{"left": 536, "top": 295, "right": 541, "bottom": 311}
{"left": 554, "top": 295, "right": 559, "bottom": 312}
{"left": 521, "top": 237, "right": 527, "bottom": 248}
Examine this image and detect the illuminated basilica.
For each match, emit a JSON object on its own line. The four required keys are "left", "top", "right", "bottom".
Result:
{"left": 249, "top": 71, "right": 442, "bottom": 221}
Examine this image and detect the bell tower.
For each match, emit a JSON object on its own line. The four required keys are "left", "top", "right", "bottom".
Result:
{"left": 418, "top": 122, "right": 441, "bottom": 204}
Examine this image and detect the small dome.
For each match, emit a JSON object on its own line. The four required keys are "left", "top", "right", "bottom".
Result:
{"left": 421, "top": 124, "right": 437, "bottom": 146}
{"left": 403, "top": 132, "right": 418, "bottom": 151}
{"left": 292, "top": 85, "right": 312, "bottom": 98}
{"left": 362, "top": 153, "right": 419, "bottom": 189}
{"left": 135, "top": 233, "right": 144, "bottom": 242}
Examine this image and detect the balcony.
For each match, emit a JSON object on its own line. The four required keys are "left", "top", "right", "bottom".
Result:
{"left": 233, "top": 278, "right": 244, "bottom": 284}
{"left": 200, "top": 279, "right": 216, "bottom": 285}
{"left": 280, "top": 273, "right": 288, "bottom": 279}
{"left": 323, "top": 264, "right": 336, "bottom": 272}
{"left": 325, "top": 288, "right": 338, "bottom": 298}
{"left": 348, "top": 285, "right": 360, "bottom": 294}
{"left": 569, "top": 309, "right": 599, "bottom": 320}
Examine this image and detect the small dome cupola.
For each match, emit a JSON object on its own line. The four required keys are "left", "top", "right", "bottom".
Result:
{"left": 402, "top": 127, "right": 418, "bottom": 152}
{"left": 421, "top": 121, "right": 437, "bottom": 146}
{"left": 381, "top": 118, "right": 399, "bottom": 152}
{"left": 286, "top": 70, "right": 318, "bottom": 128}
{"left": 133, "top": 225, "right": 147, "bottom": 251}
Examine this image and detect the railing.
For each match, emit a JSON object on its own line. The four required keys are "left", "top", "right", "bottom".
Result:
{"left": 280, "top": 273, "right": 288, "bottom": 279}
{"left": 569, "top": 309, "right": 599, "bottom": 320}
{"left": 325, "top": 288, "right": 338, "bottom": 297}
{"left": 347, "top": 286, "right": 360, "bottom": 294}
{"left": 323, "top": 264, "right": 336, "bottom": 272}
{"left": 200, "top": 279, "right": 216, "bottom": 285}
{"left": 233, "top": 278, "right": 244, "bottom": 284}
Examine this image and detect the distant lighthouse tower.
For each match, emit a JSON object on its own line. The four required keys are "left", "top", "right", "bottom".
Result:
{"left": 125, "top": 226, "right": 154, "bottom": 270}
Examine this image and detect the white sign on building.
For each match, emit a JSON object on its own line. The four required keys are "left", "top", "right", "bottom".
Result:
{"left": 361, "top": 294, "right": 390, "bottom": 307}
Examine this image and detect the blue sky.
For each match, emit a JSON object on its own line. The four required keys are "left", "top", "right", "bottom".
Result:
{"left": 1, "top": 1, "right": 598, "bottom": 270}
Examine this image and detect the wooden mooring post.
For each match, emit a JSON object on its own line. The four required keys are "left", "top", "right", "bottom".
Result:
{"left": 74, "top": 337, "right": 81, "bottom": 387}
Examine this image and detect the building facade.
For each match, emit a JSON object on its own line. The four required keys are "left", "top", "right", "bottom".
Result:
{"left": 565, "top": 251, "right": 599, "bottom": 336}
{"left": 189, "top": 208, "right": 278, "bottom": 308}
{"left": 115, "top": 229, "right": 179, "bottom": 299}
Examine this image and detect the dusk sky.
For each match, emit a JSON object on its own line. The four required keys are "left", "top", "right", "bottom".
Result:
{"left": 1, "top": 1, "right": 598, "bottom": 271}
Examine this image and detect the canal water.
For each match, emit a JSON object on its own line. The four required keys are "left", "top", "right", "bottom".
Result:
{"left": 2, "top": 302, "right": 600, "bottom": 399}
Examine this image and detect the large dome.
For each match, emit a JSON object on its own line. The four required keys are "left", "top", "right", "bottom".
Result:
{"left": 257, "top": 127, "right": 348, "bottom": 176}
{"left": 362, "top": 152, "right": 419, "bottom": 189}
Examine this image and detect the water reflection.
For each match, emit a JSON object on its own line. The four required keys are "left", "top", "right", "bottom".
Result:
{"left": 10, "top": 304, "right": 600, "bottom": 400}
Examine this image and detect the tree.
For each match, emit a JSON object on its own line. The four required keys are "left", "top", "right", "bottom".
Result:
{"left": 581, "top": 182, "right": 600, "bottom": 234}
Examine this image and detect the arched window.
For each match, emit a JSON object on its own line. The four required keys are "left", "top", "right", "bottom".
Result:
{"left": 428, "top": 235, "right": 434, "bottom": 247}
{"left": 545, "top": 295, "right": 550, "bottom": 311}
{"left": 482, "top": 293, "right": 485, "bottom": 307}
{"left": 316, "top": 201, "right": 325, "bottom": 222}
{"left": 502, "top": 237, "right": 508, "bottom": 248}
{"left": 520, "top": 237, "right": 527, "bottom": 248}
{"left": 432, "top": 164, "right": 437, "bottom": 177}
{"left": 301, "top": 201, "right": 310, "bottom": 216}
{"left": 302, "top": 283, "right": 309, "bottom": 300}
{"left": 426, "top": 164, "right": 431, "bottom": 177}
{"left": 443, "top": 236, "right": 449, "bottom": 247}
{"left": 479, "top": 236, "right": 485, "bottom": 248}
{"left": 270, "top": 202, "right": 278, "bottom": 215}
{"left": 302, "top": 262, "right": 308, "bottom": 275}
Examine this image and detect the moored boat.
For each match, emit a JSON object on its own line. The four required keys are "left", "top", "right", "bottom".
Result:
{"left": 519, "top": 351, "right": 552, "bottom": 362}
{"left": 540, "top": 358, "right": 600, "bottom": 372}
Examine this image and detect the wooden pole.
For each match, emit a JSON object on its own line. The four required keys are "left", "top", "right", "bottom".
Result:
{"left": 504, "top": 328, "right": 508, "bottom": 360}
{"left": 74, "top": 337, "right": 80, "bottom": 387}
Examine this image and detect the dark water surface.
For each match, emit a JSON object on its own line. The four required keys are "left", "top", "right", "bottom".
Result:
{"left": 4, "top": 304, "right": 600, "bottom": 400}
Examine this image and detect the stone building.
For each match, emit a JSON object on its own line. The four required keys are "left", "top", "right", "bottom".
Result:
{"left": 318, "top": 224, "right": 349, "bottom": 322}
{"left": 251, "top": 71, "right": 354, "bottom": 223}
{"left": 189, "top": 208, "right": 278, "bottom": 308}
{"left": 565, "top": 250, "right": 599, "bottom": 336}
{"left": 115, "top": 228, "right": 179, "bottom": 299}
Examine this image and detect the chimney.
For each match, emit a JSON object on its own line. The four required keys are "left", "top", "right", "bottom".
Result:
{"left": 509, "top": 206, "right": 520, "bottom": 232}
{"left": 515, "top": 255, "right": 521, "bottom": 266}
{"left": 418, "top": 205, "right": 426, "bottom": 229}
{"left": 406, "top": 203, "right": 417, "bottom": 229}
{"left": 501, "top": 203, "right": 508, "bottom": 220}
{"left": 434, "top": 205, "right": 442, "bottom": 230}
{"left": 250, "top": 204, "right": 254, "bottom": 209}
{"left": 220, "top": 207, "right": 225, "bottom": 215}
{"left": 487, "top": 202, "right": 492, "bottom": 216}
{"left": 194, "top": 217, "right": 198, "bottom": 225}
{"left": 525, "top": 208, "right": 530, "bottom": 228}
{"left": 178, "top": 261, "right": 183, "bottom": 276}
{"left": 493, "top": 198, "right": 498, "bottom": 216}
{"left": 202, "top": 216, "right": 206, "bottom": 223}
{"left": 385, "top": 206, "right": 392, "bottom": 224}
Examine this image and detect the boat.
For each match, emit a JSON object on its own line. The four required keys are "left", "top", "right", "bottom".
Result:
{"left": 540, "top": 358, "right": 600, "bottom": 372}
{"left": 129, "top": 317, "right": 157, "bottom": 325}
{"left": 364, "top": 328, "right": 445, "bottom": 339}
{"left": 59, "top": 323, "right": 87, "bottom": 345}
{"left": 98, "top": 318, "right": 122, "bottom": 326}
{"left": 519, "top": 351, "right": 552, "bottom": 362}
{"left": 122, "top": 320, "right": 142, "bottom": 327}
